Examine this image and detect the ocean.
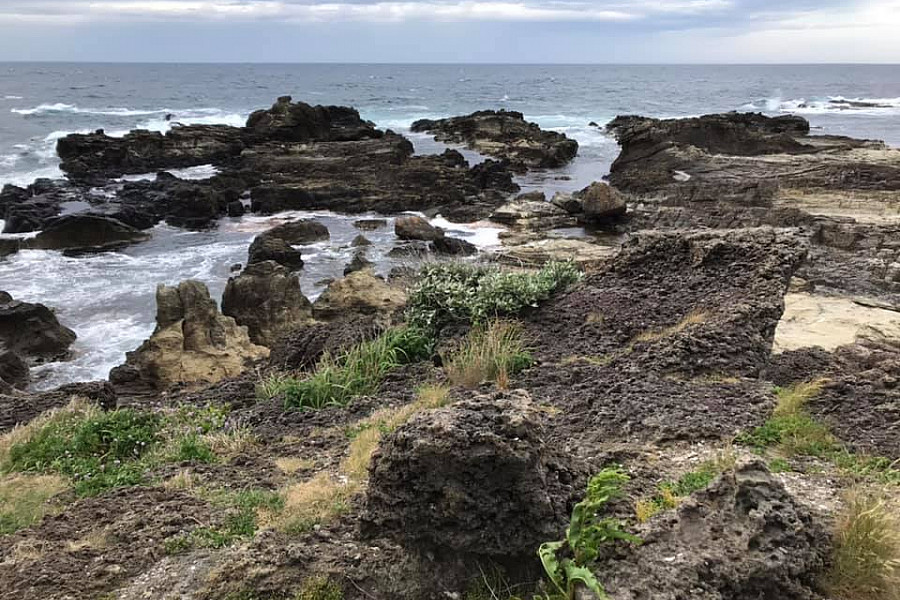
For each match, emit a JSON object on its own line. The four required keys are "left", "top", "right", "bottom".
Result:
{"left": 1, "top": 63, "right": 899, "bottom": 390}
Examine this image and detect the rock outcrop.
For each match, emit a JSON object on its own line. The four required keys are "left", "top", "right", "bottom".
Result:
{"left": 247, "top": 234, "right": 304, "bottom": 270}
{"left": 263, "top": 219, "right": 330, "bottom": 245}
{"left": 109, "top": 281, "right": 268, "bottom": 391}
{"left": 364, "top": 392, "right": 582, "bottom": 556}
{"left": 601, "top": 461, "right": 829, "bottom": 600}
{"left": 490, "top": 191, "right": 575, "bottom": 230}
{"left": 23, "top": 214, "right": 150, "bottom": 254}
{"left": 245, "top": 96, "right": 381, "bottom": 143}
{"left": 0, "top": 292, "right": 76, "bottom": 363}
{"left": 312, "top": 270, "right": 406, "bottom": 321}
{"left": 221, "top": 261, "right": 313, "bottom": 347}
{"left": 394, "top": 216, "right": 443, "bottom": 241}
{"left": 411, "top": 110, "right": 579, "bottom": 171}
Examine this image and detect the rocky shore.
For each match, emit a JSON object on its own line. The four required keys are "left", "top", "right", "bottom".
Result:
{"left": 0, "top": 101, "right": 898, "bottom": 600}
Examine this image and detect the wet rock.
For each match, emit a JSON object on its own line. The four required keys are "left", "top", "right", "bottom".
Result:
{"left": 0, "top": 292, "right": 76, "bottom": 363}
{"left": 248, "top": 234, "right": 304, "bottom": 270}
{"left": 490, "top": 191, "right": 576, "bottom": 230}
{"left": 2, "top": 195, "right": 61, "bottom": 234}
{"left": 110, "top": 281, "right": 268, "bottom": 390}
{"left": 221, "top": 261, "right": 313, "bottom": 347}
{"left": 227, "top": 200, "right": 245, "bottom": 217}
{"left": 245, "top": 96, "right": 381, "bottom": 143}
{"left": 602, "top": 461, "right": 829, "bottom": 600}
{"left": 0, "top": 238, "right": 20, "bottom": 258}
{"left": 0, "top": 350, "right": 28, "bottom": 390}
{"left": 312, "top": 270, "right": 406, "bottom": 321}
{"left": 57, "top": 125, "right": 246, "bottom": 180}
{"left": 354, "top": 219, "right": 387, "bottom": 231}
{"left": 344, "top": 250, "right": 374, "bottom": 275}
{"left": 364, "top": 392, "right": 582, "bottom": 556}
{"left": 387, "top": 242, "right": 430, "bottom": 259}
{"left": 23, "top": 214, "right": 150, "bottom": 253}
{"left": 570, "top": 182, "right": 628, "bottom": 222}
{"left": 394, "top": 215, "right": 444, "bottom": 241}
{"left": 411, "top": 110, "right": 579, "bottom": 171}
{"left": 350, "top": 234, "right": 372, "bottom": 247}
{"left": 264, "top": 219, "right": 330, "bottom": 244}
{"left": 430, "top": 236, "right": 478, "bottom": 256}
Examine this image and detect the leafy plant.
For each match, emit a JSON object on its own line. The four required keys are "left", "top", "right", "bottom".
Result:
{"left": 407, "top": 261, "right": 582, "bottom": 330}
{"left": 538, "top": 468, "right": 640, "bottom": 599}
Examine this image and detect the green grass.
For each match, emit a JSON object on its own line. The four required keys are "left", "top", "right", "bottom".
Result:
{"left": 164, "top": 488, "right": 284, "bottom": 554}
{"left": 262, "top": 326, "right": 433, "bottom": 410}
{"left": 1, "top": 400, "right": 236, "bottom": 497}
{"left": 295, "top": 576, "right": 343, "bottom": 600}
{"left": 444, "top": 320, "right": 533, "bottom": 388}
{"left": 634, "top": 455, "right": 734, "bottom": 523}
{"left": 407, "top": 261, "right": 582, "bottom": 330}
{"left": 0, "top": 473, "right": 68, "bottom": 534}
{"left": 738, "top": 380, "right": 900, "bottom": 483}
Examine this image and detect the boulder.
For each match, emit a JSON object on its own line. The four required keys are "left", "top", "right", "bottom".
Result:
{"left": 344, "top": 250, "right": 374, "bottom": 275}
{"left": 247, "top": 234, "right": 304, "bottom": 270}
{"left": 364, "top": 392, "right": 582, "bottom": 556}
{"left": 551, "top": 182, "right": 627, "bottom": 223}
{"left": 395, "top": 216, "right": 444, "bottom": 242}
{"left": 0, "top": 292, "right": 76, "bottom": 363}
{"left": 2, "top": 195, "right": 61, "bottom": 234}
{"left": 350, "top": 234, "right": 372, "bottom": 247}
{"left": 24, "top": 214, "right": 150, "bottom": 253}
{"left": 0, "top": 239, "right": 20, "bottom": 258}
{"left": 110, "top": 281, "right": 268, "bottom": 390}
{"left": 601, "top": 461, "right": 829, "bottom": 600}
{"left": 226, "top": 200, "right": 245, "bottom": 218}
{"left": 265, "top": 219, "right": 330, "bottom": 244}
{"left": 430, "top": 236, "right": 478, "bottom": 256}
{"left": 312, "top": 270, "right": 406, "bottom": 321}
{"left": 491, "top": 191, "right": 576, "bottom": 230}
{"left": 411, "top": 110, "right": 579, "bottom": 171}
{"left": 354, "top": 219, "right": 387, "bottom": 231}
{"left": 221, "top": 261, "right": 313, "bottom": 347}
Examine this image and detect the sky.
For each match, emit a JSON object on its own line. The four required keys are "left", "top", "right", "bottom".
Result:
{"left": 0, "top": 0, "right": 898, "bottom": 63}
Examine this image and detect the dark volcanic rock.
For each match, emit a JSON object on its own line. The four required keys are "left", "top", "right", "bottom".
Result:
{"left": 0, "top": 292, "right": 76, "bottom": 363}
{"left": 412, "top": 110, "right": 579, "bottom": 171}
{"left": 364, "top": 392, "right": 583, "bottom": 556}
{"left": 354, "top": 219, "right": 387, "bottom": 231}
{"left": 0, "top": 350, "right": 28, "bottom": 390}
{"left": 268, "top": 316, "right": 379, "bottom": 371}
{"left": 1, "top": 188, "right": 61, "bottom": 234}
{"left": 264, "top": 219, "right": 330, "bottom": 244}
{"left": 0, "top": 380, "right": 116, "bottom": 432}
{"left": 221, "top": 261, "right": 313, "bottom": 347}
{"left": 23, "top": 214, "right": 150, "bottom": 253}
{"left": 394, "top": 216, "right": 443, "bottom": 241}
{"left": 430, "top": 236, "right": 477, "bottom": 256}
{"left": 601, "top": 461, "right": 829, "bottom": 600}
{"left": 57, "top": 125, "right": 246, "bottom": 179}
{"left": 247, "top": 234, "right": 304, "bottom": 270}
{"left": 245, "top": 96, "right": 381, "bottom": 143}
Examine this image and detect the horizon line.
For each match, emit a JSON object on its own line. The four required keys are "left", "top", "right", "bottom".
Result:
{"left": 1, "top": 61, "right": 899, "bottom": 66}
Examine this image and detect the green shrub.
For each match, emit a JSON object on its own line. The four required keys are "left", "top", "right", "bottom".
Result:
{"left": 539, "top": 468, "right": 640, "bottom": 599}
{"left": 444, "top": 320, "right": 532, "bottom": 388}
{"left": 407, "top": 261, "right": 581, "bottom": 330}
{"left": 277, "top": 326, "right": 433, "bottom": 410}
{"left": 171, "top": 435, "right": 217, "bottom": 464}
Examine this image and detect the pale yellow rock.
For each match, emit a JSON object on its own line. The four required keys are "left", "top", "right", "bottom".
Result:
{"left": 773, "top": 292, "right": 900, "bottom": 352}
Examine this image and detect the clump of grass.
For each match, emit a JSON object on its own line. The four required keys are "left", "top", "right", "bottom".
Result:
{"left": 295, "top": 575, "right": 343, "bottom": 600}
{"left": 407, "top": 261, "right": 582, "bottom": 330}
{"left": 634, "top": 452, "right": 735, "bottom": 523}
{"left": 632, "top": 309, "right": 709, "bottom": 344}
{"left": 265, "top": 326, "right": 433, "bottom": 410}
{"left": 444, "top": 320, "right": 532, "bottom": 389}
{"left": 260, "top": 473, "right": 358, "bottom": 535}
{"left": 0, "top": 473, "right": 69, "bottom": 534}
{"left": 827, "top": 488, "right": 900, "bottom": 600}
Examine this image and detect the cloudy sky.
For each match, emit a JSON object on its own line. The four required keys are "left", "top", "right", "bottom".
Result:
{"left": 0, "top": 0, "right": 898, "bottom": 62}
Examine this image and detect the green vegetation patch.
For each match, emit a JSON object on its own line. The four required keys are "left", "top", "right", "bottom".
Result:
{"left": 444, "top": 319, "right": 533, "bottom": 388}
{"left": 407, "top": 261, "right": 582, "bottom": 330}
{"left": 634, "top": 455, "right": 734, "bottom": 523}
{"left": 263, "top": 326, "right": 433, "bottom": 410}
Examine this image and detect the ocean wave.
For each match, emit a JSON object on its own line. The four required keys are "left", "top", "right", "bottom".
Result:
{"left": 4, "top": 95, "right": 23, "bottom": 100}
{"left": 12, "top": 103, "right": 240, "bottom": 119}
{"left": 743, "top": 96, "right": 900, "bottom": 116}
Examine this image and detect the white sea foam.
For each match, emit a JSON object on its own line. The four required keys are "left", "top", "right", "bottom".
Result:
{"left": 11, "top": 103, "right": 234, "bottom": 118}
{"left": 4, "top": 95, "right": 23, "bottom": 100}
{"left": 744, "top": 96, "right": 900, "bottom": 116}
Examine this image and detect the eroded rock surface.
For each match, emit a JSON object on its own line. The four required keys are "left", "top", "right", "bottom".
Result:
{"left": 0, "top": 291, "right": 76, "bottom": 363}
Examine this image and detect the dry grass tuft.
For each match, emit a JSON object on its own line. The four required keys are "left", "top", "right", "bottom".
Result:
{"left": 274, "top": 457, "right": 316, "bottom": 475}
{"left": 0, "top": 473, "right": 69, "bottom": 534}
{"left": 444, "top": 320, "right": 532, "bottom": 389}
{"left": 828, "top": 487, "right": 900, "bottom": 600}
{"left": 633, "top": 310, "right": 710, "bottom": 344}
{"left": 775, "top": 378, "right": 829, "bottom": 417}
{"left": 260, "top": 473, "right": 358, "bottom": 534}
{"left": 163, "top": 469, "right": 203, "bottom": 492}
{"left": 66, "top": 527, "right": 110, "bottom": 552}
{"left": 204, "top": 425, "right": 258, "bottom": 457}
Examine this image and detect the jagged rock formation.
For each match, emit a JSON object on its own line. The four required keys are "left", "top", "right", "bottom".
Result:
{"left": 601, "top": 461, "right": 830, "bottom": 600}
{"left": 24, "top": 214, "right": 150, "bottom": 253}
{"left": 247, "top": 234, "right": 304, "bottom": 270}
{"left": 365, "top": 391, "right": 582, "bottom": 556}
{"left": 411, "top": 110, "right": 579, "bottom": 171}
{"left": 0, "top": 291, "right": 76, "bottom": 363}
{"left": 221, "top": 261, "right": 313, "bottom": 347}
{"left": 312, "top": 269, "right": 406, "bottom": 321}
{"left": 109, "top": 281, "right": 268, "bottom": 391}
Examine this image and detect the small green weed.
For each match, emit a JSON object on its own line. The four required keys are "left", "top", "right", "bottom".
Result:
{"left": 539, "top": 467, "right": 640, "bottom": 600}
{"left": 295, "top": 575, "right": 343, "bottom": 600}
{"left": 634, "top": 455, "right": 734, "bottom": 523}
